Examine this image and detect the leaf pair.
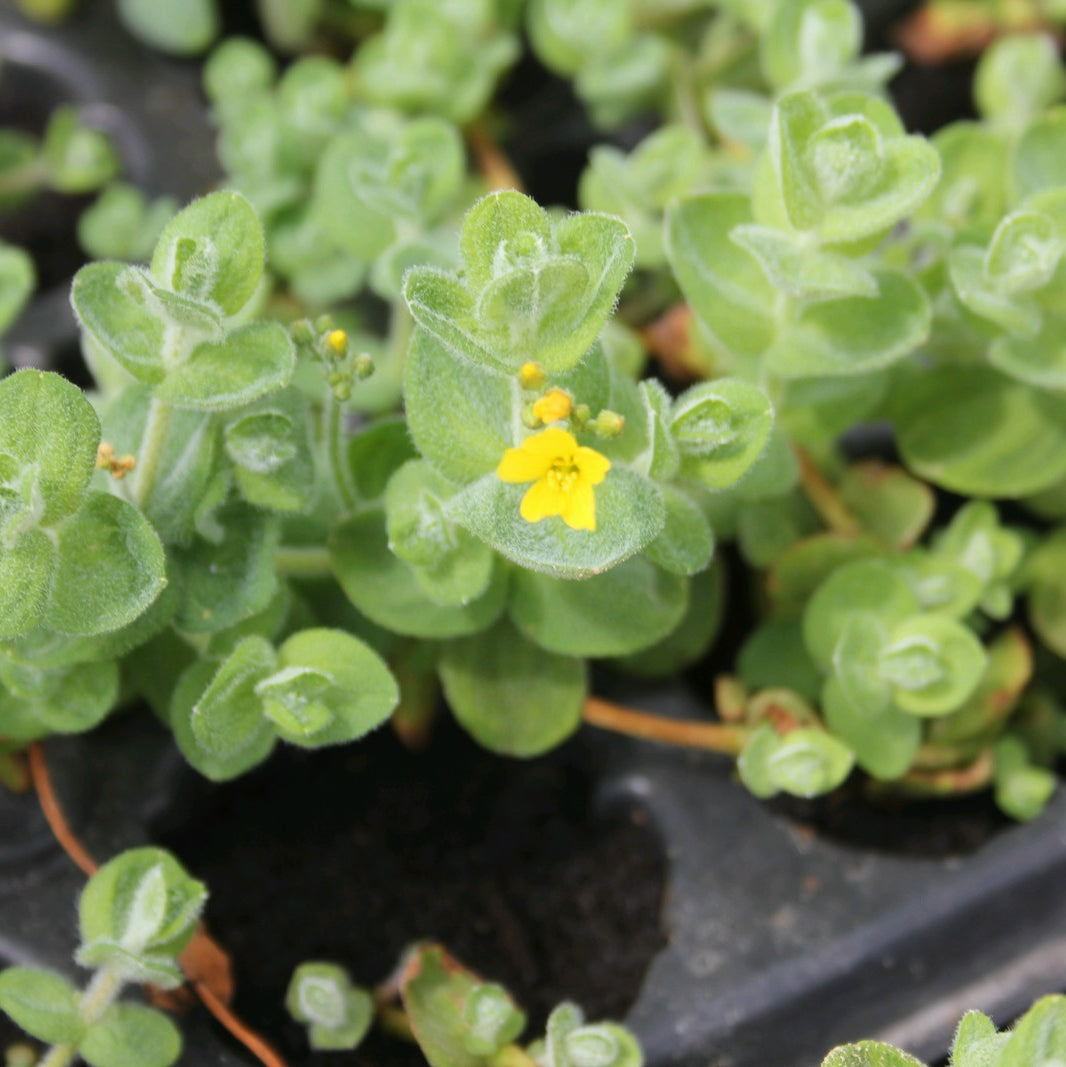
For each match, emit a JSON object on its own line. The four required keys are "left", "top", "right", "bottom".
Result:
{"left": 0, "top": 371, "right": 166, "bottom": 641}
{"left": 170, "top": 628, "right": 398, "bottom": 780}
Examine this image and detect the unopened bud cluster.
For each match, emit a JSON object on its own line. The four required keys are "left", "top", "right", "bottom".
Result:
{"left": 292, "top": 315, "right": 374, "bottom": 402}
{"left": 518, "top": 362, "right": 625, "bottom": 439}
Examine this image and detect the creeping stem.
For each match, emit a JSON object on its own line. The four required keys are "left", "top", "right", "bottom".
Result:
{"left": 582, "top": 696, "right": 748, "bottom": 755}
{"left": 326, "top": 393, "right": 357, "bottom": 513}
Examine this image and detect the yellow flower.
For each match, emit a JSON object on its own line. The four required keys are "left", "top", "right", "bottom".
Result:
{"left": 496, "top": 427, "right": 611, "bottom": 532}
{"left": 519, "top": 361, "right": 546, "bottom": 389}
{"left": 532, "top": 387, "right": 573, "bottom": 424}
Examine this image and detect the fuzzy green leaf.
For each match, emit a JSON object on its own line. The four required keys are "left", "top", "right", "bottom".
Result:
{"left": 155, "top": 321, "right": 294, "bottom": 412}
{"left": 894, "top": 365, "right": 1066, "bottom": 496}
{"left": 440, "top": 620, "right": 586, "bottom": 756}
{"left": 79, "top": 1004, "right": 182, "bottom": 1067}
{"left": 49, "top": 493, "right": 166, "bottom": 637}
{"left": 510, "top": 556, "right": 687, "bottom": 657}
{"left": 822, "top": 677, "right": 921, "bottom": 780}
{"left": 151, "top": 191, "right": 263, "bottom": 314}
{"left": 0, "top": 967, "right": 84, "bottom": 1045}
{"left": 330, "top": 510, "right": 507, "bottom": 638}
{"left": 286, "top": 963, "right": 373, "bottom": 1052}
{"left": 820, "top": 1042, "right": 926, "bottom": 1066}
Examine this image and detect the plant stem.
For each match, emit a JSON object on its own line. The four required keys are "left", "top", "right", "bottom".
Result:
{"left": 583, "top": 696, "right": 748, "bottom": 755}
{"left": 794, "top": 448, "right": 863, "bottom": 538}
{"left": 377, "top": 1005, "right": 416, "bottom": 1042}
{"left": 326, "top": 394, "right": 357, "bottom": 514}
{"left": 40, "top": 968, "right": 125, "bottom": 1067}
{"left": 466, "top": 120, "right": 524, "bottom": 192}
{"left": 133, "top": 396, "right": 172, "bottom": 510}
{"left": 274, "top": 545, "right": 333, "bottom": 579}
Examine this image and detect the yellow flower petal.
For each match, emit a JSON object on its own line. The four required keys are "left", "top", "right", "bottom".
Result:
{"left": 575, "top": 446, "right": 611, "bottom": 484}
{"left": 497, "top": 444, "right": 553, "bottom": 483}
{"left": 520, "top": 477, "right": 566, "bottom": 523}
{"left": 560, "top": 478, "right": 597, "bottom": 531}
{"left": 497, "top": 428, "right": 579, "bottom": 484}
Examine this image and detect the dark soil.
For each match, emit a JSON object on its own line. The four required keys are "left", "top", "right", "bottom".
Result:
{"left": 158, "top": 718, "right": 667, "bottom": 1066}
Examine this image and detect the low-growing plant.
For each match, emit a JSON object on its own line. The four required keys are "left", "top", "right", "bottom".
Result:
{"left": 7, "top": 0, "right": 1066, "bottom": 1061}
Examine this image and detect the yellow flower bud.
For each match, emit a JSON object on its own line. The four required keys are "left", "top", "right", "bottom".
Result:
{"left": 519, "top": 361, "right": 546, "bottom": 389}
{"left": 532, "top": 388, "right": 573, "bottom": 424}
{"left": 326, "top": 329, "right": 348, "bottom": 355}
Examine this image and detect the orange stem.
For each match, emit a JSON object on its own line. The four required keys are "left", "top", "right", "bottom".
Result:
{"left": 27, "top": 741, "right": 98, "bottom": 875}
{"left": 583, "top": 696, "right": 747, "bottom": 755}
{"left": 196, "top": 982, "right": 287, "bottom": 1067}
{"left": 467, "top": 121, "right": 524, "bottom": 192}
{"left": 794, "top": 449, "right": 863, "bottom": 537}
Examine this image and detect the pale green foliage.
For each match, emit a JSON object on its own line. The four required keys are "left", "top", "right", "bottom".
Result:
{"left": 352, "top": 0, "right": 519, "bottom": 123}
{"left": 78, "top": 184, "right": 177, "bottom": 263}
{"left": 821, "top": 995, "right": 1066, "bottom": 1066}
{"left": 286, "top": 962, "right": 373, "bottom": 1051}
{"left": 0, "top": 848, "right": 202, "bottom": 1067}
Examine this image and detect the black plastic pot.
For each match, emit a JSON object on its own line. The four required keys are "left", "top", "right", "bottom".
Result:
{"left": 3, "top": 5, "right": 1066, "bottom": 1067}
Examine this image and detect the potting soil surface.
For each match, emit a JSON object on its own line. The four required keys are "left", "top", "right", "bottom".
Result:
{"left": 159, "top": 717, "right": 667, "bottom": 1066}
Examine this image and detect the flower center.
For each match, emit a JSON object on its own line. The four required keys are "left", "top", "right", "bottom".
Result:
{"left": 547, "top": 460, "right": 580, "bottom": 493}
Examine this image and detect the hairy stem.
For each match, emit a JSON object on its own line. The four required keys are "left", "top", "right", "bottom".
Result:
{"left": 583, "top": 696, "right": 748, "bottom": 755}
{"left": 327, "top": 394, "right": 357, "bottom": 514}
{"left": 132, "top": 397, "right": 172, "bottom": 509}
{"left": 466, "top": 121, "right": 524, "bottom": 192}
{"left": 40, "top": 968, "right": 125, "bottom": 1067}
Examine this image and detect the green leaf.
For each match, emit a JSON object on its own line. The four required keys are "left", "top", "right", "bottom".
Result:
{"left": 731, "top": 224, "right": 878, "bottom": 301}
{"left": 950, "top": 1010, "right": 1003, "bottom": 1067}
{"left": 40, "top": 107, "right": 118, "bottom": 194}
{"left": 834, "top": 613, "right": 891, "bottom": 715}
{"left": 820, "top": 1041, "right": 926, "bottom": 1066}
{"left": 117, "top": 0, "right": 219, "bottom": 54}
{"left": 880, "top": 615, "right": 987, "bottom": 718}
{"left": 644, "top": 486, "right": 714, "bottom": 576}
{"left": 72, "top": 263, "right": 168, "bottom": 383}
{"left": 79, "top": 1004, "right": 182, "bottom": 1067}
{"left": 510, "top": 556, "right": 688, "bottom": 657}
{"left": 77, "top": 848, "right": 207, "bottom": 983}
{"left": 766, "top": 268, "right": 930, "bottom": 378}
{"left": 894, "top": 365, "right": 1066, "bottom": 496}
{"left": 172, "top": 503, "right": 280, "bottom": 634}
{"left": 738, "top": 620, "right": 821, "bottom": 702}
{"left": 539, "top": 1002, "right": 643, "bottom": 1067}
{"left": 77, "top": 183, "right": 177, "bottom": 263}
{"left": 151, "top": 191, "right": 263, "bottom": 314}
{"left": 440, "top": 620, "right": 586, "bottom": 756}
{"left": 0, "top": 659, "right": 118, "bottom": 741}
{"left": 665, "top": 193, "right": 775, "bottom": 359}
{"left": 822, "top": 677, "right": 921, "bottom": 780}
{"left": 975, "top": 33, "right": 1065, "bottom": 126}
{"left": 0, "top": 967, "right": 84, "bottom": 1045}
{"left": 0, "top": 529, "right": 55, "bottom": 640}
{"left": 769, "top": 728, "right": 854, "bottom": 797}
{"left": 0, "top": 369, "right": 100, "bottom": 524}
{"left": 400, "top": 944, "right": 527, "bottom": 1067}
{"left": 1000, "top": 995, "right": 1066, "bottom": 1064}
{"left": 948, "top": 245, "right": 1042, "bottom": 337}
{"left": 347, "top": 417, "right": 419, "bottom": 505}
{"left": 761, "top": 0, "right": 860, "bottom": 90}
{"left": 225, "top": 389, "right": 315, "bottom": 513}
{"left": 286, "top": 962, "right": 373, "bottom": 1052}
{"left": 155, "top": 321, "right": 294, "bottom": 412}
{"left": 404, "top": 327, "right": 514, "bottom": 484}
{"left": 990, "top": 314, "right": 1066, "bottom": 390}
{"left": 49, "top": 493, "right": 167, "bottom": 637}
{"left": 671, "top": 378, "right": 774, "bottom": 489}
{"left": 171, "top": 644, "right": 275, "bottom": 781}
{"left": 1029, "top": 528, "right": 1066, "bottom": 657}
{"left": 1012, "top": 110, "right": 1066, "bottom": 201}
{"left": 330, "top": 510, "right": 507, "bottom": 638}
{"left": 803, "top": 559, "right": 918, "bottom": 669}
{"left": 0, "top": 241, "right": 34, "bottom": 333}
{"left": 264, "top": 629, "right": 398, "bottom": 747}
{"left": 838, "top": 463, "right": 934, "bottom": 550}
{"left": 450, "top": 467, "right": 664, "bottom": 580}
{"left": 994, "top": 736, "right": 1057, "bottom": 821}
